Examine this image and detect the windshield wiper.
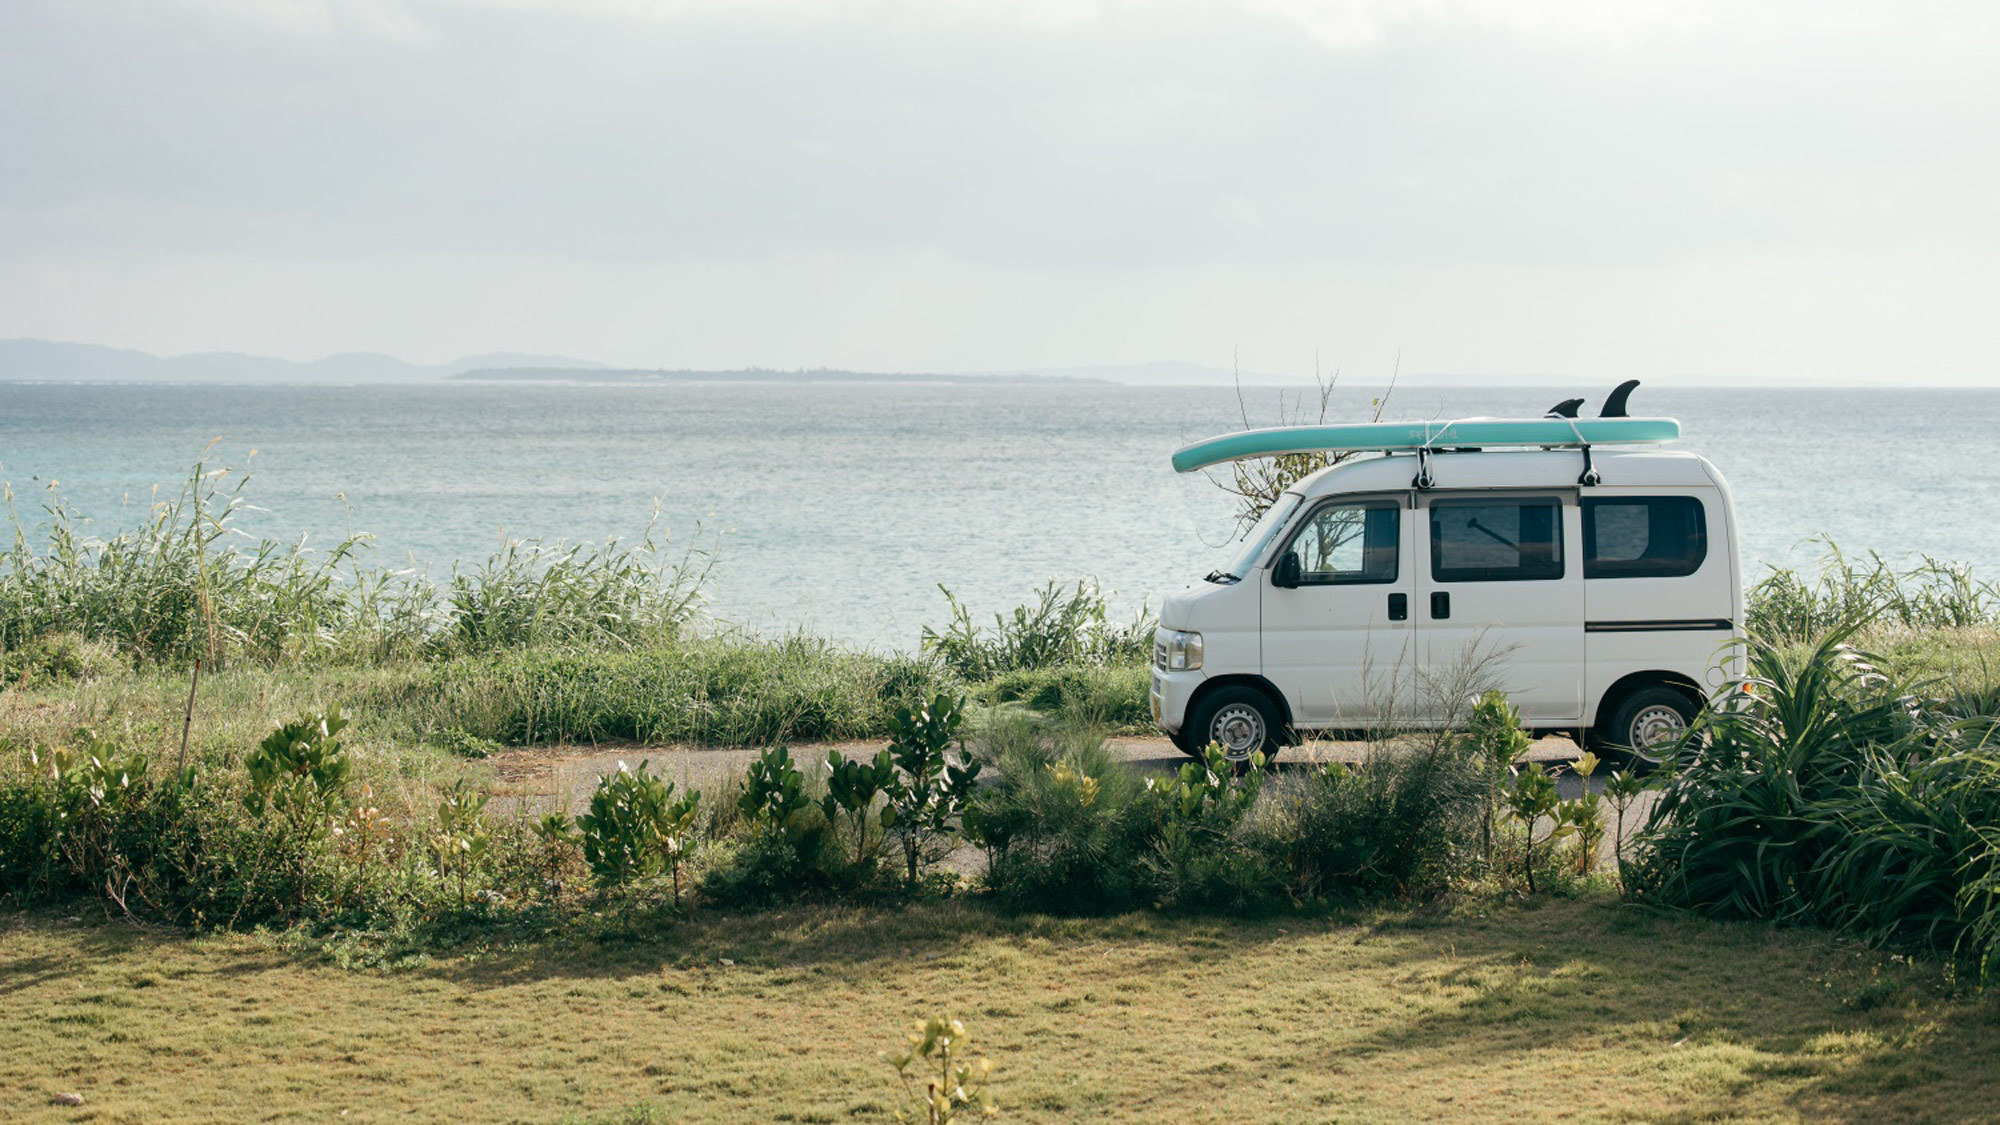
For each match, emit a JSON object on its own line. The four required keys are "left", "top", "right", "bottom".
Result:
{"left": 1204, "top": 570, "right": 1240, "bottom": 584}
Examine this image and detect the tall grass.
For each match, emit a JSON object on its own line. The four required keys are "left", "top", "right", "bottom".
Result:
{"left": 920, "top": 579, "right": 1153, "bottom": 682}
{"left": 0, "top": 460, "right": 707, "bottom": 669}
{"left": 399, "top": 634, "right": 948, "bottom": 747}
{"left": 1748, "top": 541, "right": 1997, "bottom": 643}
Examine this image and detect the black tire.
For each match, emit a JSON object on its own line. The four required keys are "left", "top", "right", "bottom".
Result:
{"left": 1593, "top": 685, "right": 1702, "bottom": 769}
{"left": 1183, "top": 686, "right": 1284, "bottom": 765}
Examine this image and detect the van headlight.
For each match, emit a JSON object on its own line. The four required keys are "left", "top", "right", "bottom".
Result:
{"left": 1165, "top": 629, "right": 1203, "bottom": 671}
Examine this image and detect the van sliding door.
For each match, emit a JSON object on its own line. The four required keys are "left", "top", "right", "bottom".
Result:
{"left": 1415, "top": 492, "right": 1585, "bottom": 723}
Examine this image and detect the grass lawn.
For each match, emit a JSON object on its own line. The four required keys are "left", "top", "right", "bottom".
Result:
{"left": 5, "top": 897, "right": 1997, "bottom": 1124}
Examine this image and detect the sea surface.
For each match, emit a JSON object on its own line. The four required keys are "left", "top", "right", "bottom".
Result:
{"left": 3, "top": 381, "right": 1996, "bottom": 651}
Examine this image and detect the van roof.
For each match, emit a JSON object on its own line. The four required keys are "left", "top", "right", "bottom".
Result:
{"left": 1291, "top": 447, "right": 1720, "bottom": 499}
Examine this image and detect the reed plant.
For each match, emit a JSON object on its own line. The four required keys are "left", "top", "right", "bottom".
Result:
{"left": 921, "top": 579, "right": 1152, "bottom": 682}
{"left": 0, "top": 460, "right": 708, "bottom": 670}
{"left": 1748, "top": 540, "right": 1997, "bottom": 643}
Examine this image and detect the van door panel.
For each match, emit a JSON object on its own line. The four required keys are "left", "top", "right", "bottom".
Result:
{"left": 1260, "top": 494, "right": 1418, "bottom": 727}
{"left": 1416, "top": 492, "right": 1585, "bottom": 723}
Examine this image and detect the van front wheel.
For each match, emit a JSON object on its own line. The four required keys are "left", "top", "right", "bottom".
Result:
{"left": 1597, "top": 685, "right": 1701, "bottom": 768}
{"left": 1186, "top": 687, "right": 1283, "bottom": 765}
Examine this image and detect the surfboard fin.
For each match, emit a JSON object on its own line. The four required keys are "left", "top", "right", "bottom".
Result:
{"left": 1544, "top": 398, "right": 1584, "bottom": 418}
{"left": 1599, "top": 379, "right": 1640, "bottom": 418}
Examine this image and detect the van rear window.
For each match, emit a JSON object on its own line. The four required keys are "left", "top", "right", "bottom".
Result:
{"left": 1582, "top": 496, "right": 1707, "bottom": 579}
{"left": 1429, "top": 498, "right": 1564, "bottom": 583}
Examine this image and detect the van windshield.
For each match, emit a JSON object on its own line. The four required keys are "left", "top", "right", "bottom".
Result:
{"left": 1213, "top": 493, "right": 1302, "bottom": 583}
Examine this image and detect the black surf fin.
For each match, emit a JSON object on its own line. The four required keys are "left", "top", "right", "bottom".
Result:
{"left": 1544, "top": 397, "right": 1584, "bottom": 419}
{"left": 1599, "top": 379, "right": 1640, "bottom": 418}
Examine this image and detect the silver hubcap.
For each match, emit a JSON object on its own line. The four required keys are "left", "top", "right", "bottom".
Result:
{"left": 1628, "top": 704, "right": 1688, "bottom": 760}
{"left": 1211, "top": 703, "right": 1267, "bottom": 760}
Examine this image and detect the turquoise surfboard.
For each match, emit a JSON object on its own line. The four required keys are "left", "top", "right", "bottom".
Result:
{"left": 1171, "top": 417, "right": 1680, "bottom": 474}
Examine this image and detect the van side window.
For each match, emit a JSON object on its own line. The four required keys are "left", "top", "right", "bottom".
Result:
{"left": 1429, "top": 498, "right": 1563, "bottom": 582}
{"left": 1284, "top": 501, "right": 1399, "bottom": 584}
{"left": 1582, "top": 496, "right": 1707, "bottom": 579}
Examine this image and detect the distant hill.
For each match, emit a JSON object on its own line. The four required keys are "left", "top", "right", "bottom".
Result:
{"left": 0, "top": 339, "right": 609, "bottom": 383}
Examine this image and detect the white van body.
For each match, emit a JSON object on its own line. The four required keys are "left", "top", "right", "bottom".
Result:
{"left": 1152, "top": 447, "right": 1744, "bottom": 758}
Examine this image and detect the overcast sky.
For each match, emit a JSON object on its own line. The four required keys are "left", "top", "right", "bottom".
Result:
{"left": 1, "top": 0, "right": 1995, "bottom": 383}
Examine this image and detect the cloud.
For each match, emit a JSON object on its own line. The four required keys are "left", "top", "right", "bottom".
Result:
{"left": 3, "top": 0, "right": 1997, "bottom": 377}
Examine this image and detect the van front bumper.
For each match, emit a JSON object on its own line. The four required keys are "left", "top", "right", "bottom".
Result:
{"left": 1150, "top": 668, "right": 1204, "bottom": 736}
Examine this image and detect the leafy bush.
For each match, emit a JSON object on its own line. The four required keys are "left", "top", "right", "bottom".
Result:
{"left": 921, "top": 579, "right": 1152, "bottom": 681}
{"left": 821, "top": 748, "right": 897, "bottom": 870}
{"left": 1504, "top": 764, "right": 1568, "bottom": 894}
{"left": 702, "top": 745, "right": 848, "bottom": 907}
{"left": 1460, "top": 690, "right": 1531, "bottom": 863}
{"left": 575, "top": 761, "right": 701, "bottom": 900}
{"left": 1138, "top": 745, "right": 1277, "bottom": 912}
{"left": 884, "top": 693, "right": 982, "bottom": 886}
{"left": 245, "top": 709, "right": 353, "bottom": 822}
{"left": 738, "top": 744, "right": 811, "bottom": 827}
{"left": 887, "top": 1017, "right": 999, "bottom": 1124}
{"left": 0, "top": 729, "right": 373, "bottom": 927}
{"left": 429, "top": 779, "right": 492, "bottom": 905}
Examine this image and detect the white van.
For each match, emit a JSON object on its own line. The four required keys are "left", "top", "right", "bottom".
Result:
{"left": 1152, "top": 443, "right": 1743, "bottom": 762}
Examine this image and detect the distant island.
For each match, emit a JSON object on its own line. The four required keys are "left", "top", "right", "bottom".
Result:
{"left": 0, "top": 338, "right": 608, "bottom": 384}
{"left": 449, "top": 366, "right": 1108, "bottom": 385}
{"left": 0, "top": 338, "right": 1327, "bottom": 386}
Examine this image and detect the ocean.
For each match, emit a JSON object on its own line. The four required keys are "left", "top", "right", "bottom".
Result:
{"left": 3, "top": 380, "right": 1995, "bottom": 651}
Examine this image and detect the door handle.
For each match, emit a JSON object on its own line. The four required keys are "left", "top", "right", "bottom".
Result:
{"left": 1430, "top": 591, "right": 1451, "bottom": 619}
{"left": 1388, "top": 592, "right": 1408, "bottom": 621}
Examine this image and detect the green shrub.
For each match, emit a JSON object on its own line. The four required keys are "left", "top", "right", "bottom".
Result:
{"left": 738, "top": 745, "right": 811, "bottom": 827}
{"left": 820, "top": 748, "right": 897, "bottom": 870}
{"left": 1140, "top": 745, "right": 1278, "bottom": 913}
{"left": 1505, "top": 764, "right": 1568, "bottom": 894}
{"left": 245, "top": 709, "right": 353, "bottom": 822}
{"left": 575, "top": 761, "right": 701, "bottom": 900}
{"left": 0, "top": 631, "right": 125, "bottom": 687}
{"left": 884, "top": 693, "right": 981, "bottom": 886}
{"left": 1249, "top": 741, "right": 1484, "bottom": 905}
{"left": 701, "top": 744, "right": 853, "bottom": 907}
{"left": 1460, "top": 689, "right": 1531, "bottom": 863}
{"left": 1631, "top": 621, "right": 2000, "bottom": 982}
{"left": 972, "top": 729, "right": 1152, "bottom": 913}
{"left": 887, "top": 1017, "right": 998, "bottom": 1124}
{"left": 0, "top": 731, "right": 361, "bottom": 927}
{"left": 428, "top": 779, "right": 492, "bottom": 905}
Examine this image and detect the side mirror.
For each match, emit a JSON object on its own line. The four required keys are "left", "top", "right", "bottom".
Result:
{"left": 1273, "top": 551, "right": 1303, "bottom": 589}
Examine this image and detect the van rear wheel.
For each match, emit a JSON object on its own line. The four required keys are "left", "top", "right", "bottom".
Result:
{"left": 1596, "top": 685, "right": 1701, "bottom": 769}
{"left": 1185, "top": 686, "right": 1283, "bottom": 765}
